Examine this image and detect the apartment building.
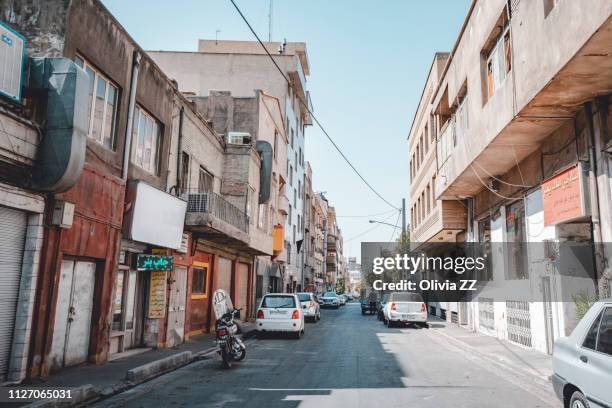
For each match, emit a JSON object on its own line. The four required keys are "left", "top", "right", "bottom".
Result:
{"left": 149, "top": 40, "right": 313, "bottom": 293}
{"left": 409, "top": 0, "right": 612, "bottom": 354}
{"left": 0, "top": 0, "right": 282, "bottom": 380}
{"left": 313, "top": 192, "right": 328, "bottom": 293}
{"left": 303, "top": 162, "right": 316, "bottom": 292}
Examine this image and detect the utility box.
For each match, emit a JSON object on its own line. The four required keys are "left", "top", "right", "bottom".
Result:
{"left": 52, "top": 200, "right": 75, "bottom": 229}
{"left": 0, "top": 21, "right": 25, "bottom": 103}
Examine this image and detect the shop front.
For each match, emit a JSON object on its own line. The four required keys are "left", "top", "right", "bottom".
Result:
{"left": 111, "top": 181, "right": 187, "bottom": 356}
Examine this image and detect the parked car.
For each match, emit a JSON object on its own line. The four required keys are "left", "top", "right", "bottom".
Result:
{"left": 256, "top": 293, "right": 305, "bottom": 339}
{"left": 345, "top": 294, "right": 354, "bottom": 301}
{"left": 338, "top": 294, "right": 347, "bottom": 306}
{"left": 320, "top": 291, "right": 340, "bottom": 309}
{"left": 382, "top": 292, "right": 427, "bottom": 327}
{"left": 377, "top": 293, "right": 390, "bottom": 321}
{"left": 552, "top": 299, "right": 611, "bottom": 408}
{"left": 297, "top": 292, "right": 321, "bottom": 322}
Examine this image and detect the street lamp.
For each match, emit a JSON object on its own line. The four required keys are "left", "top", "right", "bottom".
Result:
{"left": 368, "top": 220, "right": 398, "bottom": 228}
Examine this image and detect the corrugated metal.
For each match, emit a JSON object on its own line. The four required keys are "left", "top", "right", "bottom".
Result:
{"left": 0, "top": 206, "right": 27, "bottom": 381}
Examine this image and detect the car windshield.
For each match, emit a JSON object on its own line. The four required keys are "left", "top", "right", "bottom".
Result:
{"left": 261, "top": 296, "right": 296, "bottom": 308}
{"left": 389, "top": 292, "right": 423, "bottom": 302}
{"left": 297, "top": 293, "right": 311, "bottom": 302}
{"left": 323, "top": 292, "right": 337, "bottom": 297}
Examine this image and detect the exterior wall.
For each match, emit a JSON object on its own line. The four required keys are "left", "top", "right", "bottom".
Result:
{"left": 149, "top": 42, "right": 311, "bottom": 293}
{"left": 433, "top": 0, "right": 612, "bottom": 198}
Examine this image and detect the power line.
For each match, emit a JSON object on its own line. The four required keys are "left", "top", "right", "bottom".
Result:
{"left": 344, "top": 211, "right": 398, "bottom": 243}
{"left": 388, "top": 210, "right": 402, "bottom": 243}
{"left": 229, "top": 0, "right": 399, "bottom": 211}
{"left": 336, "top": 209, "right": 397, "bottom": 218}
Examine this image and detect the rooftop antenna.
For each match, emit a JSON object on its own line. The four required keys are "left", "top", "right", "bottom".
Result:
{"left": 268, "top": 0, "right": 273, "bottom": 42}
{"left": 215, "top": 29, "right": 221, "bottom": 44}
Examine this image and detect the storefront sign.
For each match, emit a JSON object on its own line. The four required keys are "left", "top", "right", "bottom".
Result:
{"left": 137, "top": 254, "right": 173, "bottom": 271}
{"left": 126, "top": 181, "right": 187, "bottom": 249}
{"left": 542, "top": 164, "right": 586, "bottom": 225}
{"left": 148, "top": 271, "right": 167, "bottom": 319}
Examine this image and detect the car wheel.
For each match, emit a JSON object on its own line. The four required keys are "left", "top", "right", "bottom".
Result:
{"left": 317, "top": 312, "right": 321, "bottom": 321}
{"left": 361, "top": 309, "right": 366, "bottom": 315}
{"left": 569, "top": 390, "right": 590, "bottom": 408}
{"left": 294, "top": 329, "right": 303, "bottom": 339}
{"left": 386, "top": 319, "right": 394, "bottom": 328}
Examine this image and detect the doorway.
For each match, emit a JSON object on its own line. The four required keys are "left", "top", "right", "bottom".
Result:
{"left": 166, "top": 267, "right": 187, "bottom": 347}
{"left": 50, "top": 260, "right": 96, "bottom": 369}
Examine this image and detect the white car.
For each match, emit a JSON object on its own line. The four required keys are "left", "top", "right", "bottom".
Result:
{"left": 320, "top": 291, "right": 340, "bottom": 308}
{"left": 382, "top": 292, "right": 428, "bottom": 328}
{"left": 256, "top": 293, "right": 305, "bottom": 338}
{"left": 338, "top": 294, "right": 346, "bottom": 306}
{"left": 297, "top": 292, "right": 321, "bottom": 322}
{"left": 553, "top": 299, "right": 611, "bottom": 408}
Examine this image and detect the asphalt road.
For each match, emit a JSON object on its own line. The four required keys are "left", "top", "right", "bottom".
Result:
{"left": 94, "top": 303, "right": 557, "bottom": 408}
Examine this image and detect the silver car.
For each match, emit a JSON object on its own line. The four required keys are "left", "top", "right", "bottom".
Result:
{"left": 382, "top": 292, "right": 428, "bottom": 328}
{"left": 297, "top": 292, "right": 321, "bottom": 322}
{"left": 553, "top": 299, "right": 612, "bottom": 408}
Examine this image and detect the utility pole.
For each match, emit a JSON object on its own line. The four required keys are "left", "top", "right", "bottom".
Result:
{"left": 401, "top": 198, "right": 406, "bottom": 237}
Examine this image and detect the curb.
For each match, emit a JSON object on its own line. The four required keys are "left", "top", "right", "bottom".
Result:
{"left": 24, "top": 333, "right": 257, "bottom": 407}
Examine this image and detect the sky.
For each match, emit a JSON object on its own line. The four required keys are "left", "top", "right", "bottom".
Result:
{"left": 101, "top": 0, "right": 471, "bottom": 259}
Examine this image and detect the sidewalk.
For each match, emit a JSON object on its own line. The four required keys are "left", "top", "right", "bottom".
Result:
{"left": 423, "top": 317, "right": 556, "bottom": 405}
{"left": 20, "top": 321, "right": 256, "bottom": 407}
{"left": 426, "top": 318, "right": 553, "bottom": 381}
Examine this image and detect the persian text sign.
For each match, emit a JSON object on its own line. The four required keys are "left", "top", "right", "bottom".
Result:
{"left": 148, "top": 271, "right": 167, "bottom": 319}
{"left": 137, "top": 254, "right": 173, "bottom": 271}
{"left": 542, "top": 164, "right": 585, "bottom": 225}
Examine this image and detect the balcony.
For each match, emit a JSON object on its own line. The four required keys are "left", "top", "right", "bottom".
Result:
{"left": 183, "top": 192, "right": 256, "bottom": 252}
{"left": 411, "top": 201, "right": 467, "bottom": 251}
{"left": 278, "top": 194, "right": 290, "bottom": 215}
{"left": 435, "top": 2, "right": 612, "bottom": 200}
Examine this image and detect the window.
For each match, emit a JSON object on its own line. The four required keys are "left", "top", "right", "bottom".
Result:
{"left": 295, "top": 152, "right": 298, "bottom": 168}
{"left": 289, "top": 165, "right": 293, "bottom": 186}
{"left": 75, "top": 56, "right": 118, "bottom": 149}
{"left": 506, "top": 200, "right": 528, "bottom": 279}
{"left": 299, "top": 148, "right": 303, "bottom": 166}
{"left": 258, "top": 203, "right": 266, "bottom": 229}
{"left": 294, "top": 187, "right": 297, "bottom": 206}
{"left": 543, "top": 0, "right": 561, "bottom": 17}
{"left": 198, "top": 167, "right": 213, "bottom": 193}
{"left": 132, "top": 106, "right": 161, "bottom": 174}
{"left": 293, "top": 225, "right": 296, "bottom": 243}
{"left": 455, "top": 96, "right": 469, "bottom": 141}
{"left": 485, "top": 22, "right": 511, "bottom": 99}
{"left": 291, "top": 129, "right": 294, "bottom": 148}
{"left": 597, "top": 307, "right": 612, "bottom": 355}
{"left": 191, "top": 266, "right": 208, "bottom": 294}
{"left": 180, "top": 152, "right": 190, "bottom": 192}
{"left": 288, "top": 204, "right": 292, "bottom": 222}
{"left": 583, "top": 310, "right": 603, "bottom": 351}
{"left": 273, "top": 131, "right": 278, "bottom": 159}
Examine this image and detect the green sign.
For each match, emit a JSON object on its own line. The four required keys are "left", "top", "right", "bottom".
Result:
{"left": 137, "top": 255, "right": 173, "bottom": 271}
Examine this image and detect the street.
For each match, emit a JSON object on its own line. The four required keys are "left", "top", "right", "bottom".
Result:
{"left": 95, "top": 303, "right": 557, "bottom": 408}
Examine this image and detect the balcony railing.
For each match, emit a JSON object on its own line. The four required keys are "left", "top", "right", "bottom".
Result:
{"left": 183, "top": 192, "right": 249, "bottom": 233}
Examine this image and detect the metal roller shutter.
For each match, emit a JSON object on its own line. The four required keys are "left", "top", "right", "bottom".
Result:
{"left": 0, "top": 206, "right": 27, "bottom": 381}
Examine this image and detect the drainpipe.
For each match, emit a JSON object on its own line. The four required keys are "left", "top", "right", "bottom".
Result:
{"left": 176, "top": 106, "right": 185, "bottom": 195}
{"left": 122, "top": 51, "right": 141, "bottom": 181}
{"left": 585, "top": 101, "right": 605, "bottom": 297}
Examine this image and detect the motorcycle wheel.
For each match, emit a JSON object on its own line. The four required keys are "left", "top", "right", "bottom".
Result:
{"left": 234, "top": 347, "right": 246, "bottom": 361}
{"left": 221, "top": 347, "right": 232, "bottom": 368}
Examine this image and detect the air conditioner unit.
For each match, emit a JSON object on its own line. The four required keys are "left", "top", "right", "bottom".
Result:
{"left": 0, "top": 21, "right": 26, "bottom": 103}
{"left": 227, "top": 131, "right": 252, "bottom": 146}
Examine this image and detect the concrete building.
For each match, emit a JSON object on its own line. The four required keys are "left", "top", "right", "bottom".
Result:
{"left": 313, "top": 192, "right": 328, "bottom": 293}
{"left": 149, "top": 40, "right": 313, "bottom": 293}
{"left": 408, "top": 0, "right": 612, "bottom": 354}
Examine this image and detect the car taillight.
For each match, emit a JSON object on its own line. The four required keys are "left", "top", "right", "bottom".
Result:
{"left": 218, "top": 328, "right": 227, "bottom": 337}
{"left": 292, "top": 309, "right": 299, "bottom": 319}
{"left": 257, "top": 309, "right": 264, "bottom": 319}
{"left": 391, "top": 303, "right": 396, "bottom": 311}
{"left": 421, "top": 303, "right": 426, "bottom": 312}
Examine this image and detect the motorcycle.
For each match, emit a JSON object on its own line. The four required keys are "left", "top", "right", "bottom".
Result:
{"left": 213, "top": 289, "right": 246, "bottom": 368}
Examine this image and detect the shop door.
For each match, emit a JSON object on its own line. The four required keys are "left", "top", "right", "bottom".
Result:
{"left": 0, "top": 206, "right": 27, "bottom": 382}
{"left": 51, "top": 260, "right": 96, "bottom": 369}
{"left": 166, "top": 267, "right": 187, "bottom": 347}
{"left": 217, "top": 258, "right": 232, "bottom": 294}
{"left": 235, "top": 263, "right": 249, "bottom": 320}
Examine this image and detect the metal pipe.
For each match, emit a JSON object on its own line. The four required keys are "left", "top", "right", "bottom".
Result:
{"left": 122, "top": 51, "right": 141, "bottom": 181}
{"left": 176, "top": 106, "right": 185, "bottom": 194}
{"left": 585, "top": 101, "right": 605, "bottom": 296}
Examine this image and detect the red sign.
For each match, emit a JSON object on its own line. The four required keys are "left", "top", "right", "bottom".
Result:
{"left": 542, "top": 164, "right": 585, "bottom": 225}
